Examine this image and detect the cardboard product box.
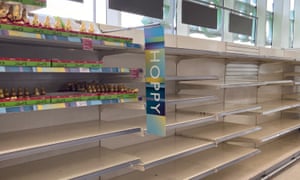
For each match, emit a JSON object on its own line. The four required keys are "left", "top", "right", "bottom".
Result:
{"left": 98, "top": 93, "right": 138, "bottom": 100}
{"left": 50, "top": 93, "right": 82, "bottom": 104}
{"left": 51, "top": 59, "right": 103, "bottom": 68}
{"left": 0, "top": 57, "right": 51, "bottom": 67}
{"left": 9, "top": 0, "right": 46, "bottom": 7}
{"left": 99, "top": 93, "right": 119, "bottom": 100}
{"left": 122, "top": 93, "right": 138, "bottom": 99}
{"left": 0, "top": 98, "right": 25, "bottom": 107}
{"left": 94, "top": 33, "right": 132, "bottom": 43}
{"left": 80, "top": 93, "right": 99, "bottom": 101}
{"left": 0, "top": 22, "right": 133, "bottom": 44}
{"left": 23, "top": 96, "right": 52, "bottom": 106}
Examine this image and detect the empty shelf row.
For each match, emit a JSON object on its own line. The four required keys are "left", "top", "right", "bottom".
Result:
{"left": 0, "top": 107, "right": 246, "bottom": 162}
{"left": 0, "top": 139, "right": 259, "bottom": 180}
{"left": 112, "top": 144, "right": 259, "bottom": 180}
{"left": 0, "top": 147, "right": 140, "bottom": 180}
{"left": 112, "top": 132, "right": 300, "bottom": 180}
{"left": 183, "top": 99, "right": 300, "bottom": 116}
{"left": 112, "top": 122, "right": 257, "bottom": 170}
{"left": 239, "top": 118, "right": 300, "bottom": 145}
{"left": 204, "top": 132, "right": 300, "bottom": 180}
{"left": 249, "top": 100, "right": 300, "bottom": 115}
{"left": 2, "top": 100, "right": 300, "bottom": 163}
{"left": 1, "top": 36, "right": 296, "bottom": 63}
{"left": 3, "top": 119, "right": 299, "bottom": 179}
{"left": 0, "top": 120, "right": 142, "bottom": 161}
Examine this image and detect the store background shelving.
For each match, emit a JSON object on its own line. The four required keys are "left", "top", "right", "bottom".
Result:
{"left": 1, "top": 20, "right": 300, "bottom": 180}
{"left": 101, "top": 33, "right": 300, "bottom": 180}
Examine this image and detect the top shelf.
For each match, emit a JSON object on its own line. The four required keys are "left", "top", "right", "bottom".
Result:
{"left": 0, "top": 35, "right": 141, "bottom": 56}
{"left": 0, "top": 66, "right": 133, "bottom": 74}
{"left": 4, "top": 0, "right": 46, "bottom": 7}
{"left": 179, "top": 80, "right": 293, "bottom": 89}
{"left": 165, "top": 75, "right": 218, "bottom": 81}
{"left": 165, "top": 47, "right": 295, "bottom": 62}
{"left": 0, "top": 34, "right": 296, "bottom": 63}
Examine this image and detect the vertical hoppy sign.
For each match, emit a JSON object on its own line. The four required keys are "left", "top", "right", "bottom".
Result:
{"left": 144, "top": 25, "right": 166, "bottom": 136}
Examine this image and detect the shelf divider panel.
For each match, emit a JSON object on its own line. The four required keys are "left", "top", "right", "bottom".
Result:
{"left": 0, "top": 36, "right": 142, "bottom": 55}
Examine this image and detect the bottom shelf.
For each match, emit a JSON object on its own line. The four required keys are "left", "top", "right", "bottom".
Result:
{"left": 112, "top": 144, "right": 259, "bottom": 180}
{"left": 203, "top": 132, "right": 300, "bottom": 180}
{"left": 0, "top": 147, "right": 140, "bottom": 180}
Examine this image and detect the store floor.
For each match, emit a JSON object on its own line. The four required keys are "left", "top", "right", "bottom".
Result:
{"left": 272, "top": 160, "right": 300, "bottom": 180}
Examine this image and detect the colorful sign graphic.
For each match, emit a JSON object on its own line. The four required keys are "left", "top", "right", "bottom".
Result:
{"left": 144, "top": 25, "right": 166, "bottom": 136}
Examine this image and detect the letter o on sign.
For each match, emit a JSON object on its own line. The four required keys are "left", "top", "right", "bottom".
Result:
{"left": 150, "top": 65, "right": 160, "bottom": 79}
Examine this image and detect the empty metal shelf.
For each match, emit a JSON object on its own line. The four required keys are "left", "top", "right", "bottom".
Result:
{"left": 251, "top": 100, "right": 300, "bottom": 115}
{"left": 117, "top": 136, "right": 215, "bottom": 170}
{"left": 203, "top": 132, "right": 300, "bottom": 180}
{"left": 240, "top": 118, "right": 300, "bottom": 144}
{"left": 0, "top": 147, "right": 140, "bottom": 180}
{"left": 111, "top": 111, "right": 215, "bottom": 133}
{"left": 177, "top": 122, "right": 261, "bottom": 144}
{"left": 0, "top": 120, "right": 142, "bottom": 161}
{"left": 111, "top": 144, "right": 259, "bottom": 180}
